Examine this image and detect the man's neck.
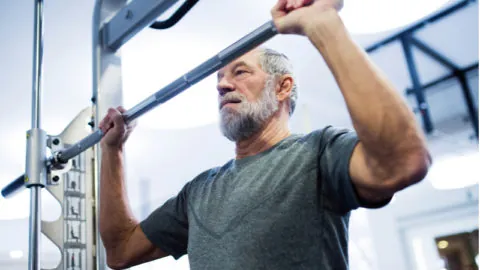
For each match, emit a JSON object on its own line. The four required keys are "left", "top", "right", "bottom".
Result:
{"left": 235, "top": 116, "right": 291, "bottom": 160}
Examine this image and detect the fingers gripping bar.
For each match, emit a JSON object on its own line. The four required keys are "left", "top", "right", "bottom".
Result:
{"left": 2, "top": 20, "right": 278, "bottom": 198}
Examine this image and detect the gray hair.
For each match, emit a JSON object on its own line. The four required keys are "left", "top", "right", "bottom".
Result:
{"left": 257, "top": 47, "right": 298, "bottom": 116}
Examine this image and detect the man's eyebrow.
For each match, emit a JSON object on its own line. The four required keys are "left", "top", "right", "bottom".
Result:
{"left": 232, "top": 61, "right": 250, "bottom": 70}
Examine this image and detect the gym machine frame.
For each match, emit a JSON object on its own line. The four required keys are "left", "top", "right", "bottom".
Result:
{"left": 366, "top": 0, "right": 479, "bottom": 139}
{"left": 1, "top": 0, "right": 280, "bottom": 269}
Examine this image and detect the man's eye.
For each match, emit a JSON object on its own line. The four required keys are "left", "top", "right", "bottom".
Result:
{"left": 235, "top": 70, "right": 248, "bottom": 76}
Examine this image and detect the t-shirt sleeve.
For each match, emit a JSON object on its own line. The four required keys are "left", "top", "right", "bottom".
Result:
{"left": 316, "top": 125, "right": 391, "bottom": 214}
{"left": 139, "top": 182, "right": 190, "bottom": 260}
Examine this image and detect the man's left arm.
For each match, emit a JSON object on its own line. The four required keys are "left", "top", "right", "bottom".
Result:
{"left": 272, "top": 0, "right": 432, "bottom": 205}
{"left": 305, "top": 8, "right": 432, "bottom": 204}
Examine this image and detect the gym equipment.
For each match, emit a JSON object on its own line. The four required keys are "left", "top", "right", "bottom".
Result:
{"left": 1, "top": 0, "right": 279, "bottom": 269}
{"left": 42, "top": 108, "right": 97, "bottom": 270}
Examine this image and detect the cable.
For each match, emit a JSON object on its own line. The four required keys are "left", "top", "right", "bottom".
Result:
{"left": 150, "top": 0, "right": 199, "bottom": 30}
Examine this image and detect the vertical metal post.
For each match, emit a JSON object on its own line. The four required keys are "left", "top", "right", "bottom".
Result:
{"left": 457, "top": 72, "right": 479, "bottom": 139}
{"left": 32, "top": 0, "right": 44, "bottom": 129}
{"left": 28, "top": 188, "right": 41, "bottom": 269}
{"left": 93, "top": 1, "right": 127, "bottom": 269}
{"left": 409, "top": 36, "right": 479, "bottom": 139}
{"left": 28, "top": 0, "right": 46, "bottom": 269}
{"left": 91, "top": 2, "right": 104, "bottom": 269}
{"left": 400, "top": 35, "right": 435, "bottom": 134}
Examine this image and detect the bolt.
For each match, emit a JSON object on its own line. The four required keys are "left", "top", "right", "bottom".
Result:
{"left": 126, "top": 10, "right": 133, "bottom": 20}
{"left": 52, "top": 138, "right": 60, "bottom": 145}
{"left": 52, "top": 175, "right": 60, "bottom": 182}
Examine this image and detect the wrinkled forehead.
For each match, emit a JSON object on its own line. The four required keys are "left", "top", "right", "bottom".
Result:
{"left": 217, "top": 48, "right": 262, "bottom": 75}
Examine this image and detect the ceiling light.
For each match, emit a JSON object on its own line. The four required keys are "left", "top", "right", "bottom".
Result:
{"left": 340, "top": 0, "right": 451, "bottom": 34}
{"left": 437, "top": 240, "right": 449, "bottom": 249}
{"left": 9, "top": 250, "right": 23, "bottom": 259}
{"left": 427, "top": 151, "right": 479, "bottom": 190}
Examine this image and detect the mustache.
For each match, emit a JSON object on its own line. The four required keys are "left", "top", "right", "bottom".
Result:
{"left": 219, "top": 92, "right": 247, "bottom": 109}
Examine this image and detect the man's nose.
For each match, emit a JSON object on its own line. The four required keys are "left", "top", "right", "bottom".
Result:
{"left": 217, "top": 76, "right": 235, "bottom": 96}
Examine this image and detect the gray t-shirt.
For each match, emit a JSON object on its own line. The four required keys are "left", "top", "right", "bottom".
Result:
{"left": 140, "top": 126, "right": 390, "bottom": 269}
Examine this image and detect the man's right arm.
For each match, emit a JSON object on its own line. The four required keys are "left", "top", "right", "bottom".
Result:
{"left": 97, "top": 106, "right": 169, "bottom": 269}
{"left": 99, "top": 146, "right": 168, "bottom": 269}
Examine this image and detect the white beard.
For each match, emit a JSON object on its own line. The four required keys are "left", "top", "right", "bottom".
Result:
{"left": 219, "top": 76, "right": 279, "bottom": 142}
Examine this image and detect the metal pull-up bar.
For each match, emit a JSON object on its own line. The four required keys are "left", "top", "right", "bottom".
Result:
{"left": 2, "top": 21, "right": 278, "bottom": 196}
{"left": 61, "top": 21, "right": 277, "bottom": 162}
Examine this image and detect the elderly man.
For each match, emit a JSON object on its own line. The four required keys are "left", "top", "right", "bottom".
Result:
{"left": 98, "top": 0, "right": 431, "bottom": 269}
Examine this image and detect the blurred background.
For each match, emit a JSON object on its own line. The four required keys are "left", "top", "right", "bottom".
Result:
{"left": 0, "top": 0, "right": 478, "bottom": 269}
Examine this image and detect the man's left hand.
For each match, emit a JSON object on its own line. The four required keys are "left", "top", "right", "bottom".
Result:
{"left": 271, "top": 0, "right": 344, "bottom": 36}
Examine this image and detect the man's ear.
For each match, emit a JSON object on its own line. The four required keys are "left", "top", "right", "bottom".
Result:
{"left": 276, "top": 74, "right": 294, "bottom": 102}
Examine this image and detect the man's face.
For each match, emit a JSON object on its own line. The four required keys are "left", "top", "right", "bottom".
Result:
{"left": 216, "top": 50, "right": 279, "bottom": 142}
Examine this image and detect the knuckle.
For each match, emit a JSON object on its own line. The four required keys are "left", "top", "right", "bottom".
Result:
{"left": 113, "top": 114, "right": 123, "bottom": 122}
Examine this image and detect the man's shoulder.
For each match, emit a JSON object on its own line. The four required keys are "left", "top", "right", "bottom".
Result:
{"left": 191, "top": 167, "right": 219, "bottom": 183}
{"left": 311, "top": 125, "right": 355, "bottom": 136}
{"left": 305, "top": 125, "right": 357, "bottom": 144}
{"left": 290, "top": 125, "right": 353, "bottom": 144}
{"left": 281, "top": 126, "right": 357, "bottom": 160}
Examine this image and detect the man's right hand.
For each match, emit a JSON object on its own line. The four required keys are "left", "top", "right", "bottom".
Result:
{"left": 98, "top": 106, "right": 136, "bottom": 151}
